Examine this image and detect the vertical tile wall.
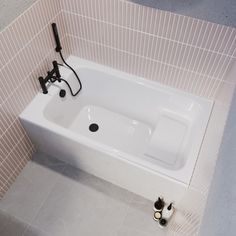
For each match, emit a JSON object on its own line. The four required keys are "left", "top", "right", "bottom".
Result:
{"left": 61, "top": 0, "right": 236, "bottom": 100}
{"left": 0, "top": 0, "right": 65, "bottom": 198}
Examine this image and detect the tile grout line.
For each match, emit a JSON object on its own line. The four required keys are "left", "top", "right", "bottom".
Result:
{"left": 0, "top": 134, "right": 29, "bottom": 167}
{"left": 0, "top": 34, "right": 67, "bottom": 106}
{"left": 67, "top": 33, "right": 225, "bottom": 82}
{"left": 0, "top": 146, "right": 34, "bottom": 194}
{"left": 0, "top": 10, "right": 63, "bottom": 72}
{"left": 115, "top": 196, "right": 136, "bottom": 235}
{"left": 23, "top": 162, "right": 68, "bottom": 234}
{"left": 62, "top": 10, "right": 236, "bottom": 59}
{"left": 0, "top": 0, "right": 42, "bottom": 33}
{"left": 0, "top": 116, "right": 27, "bottom": 140}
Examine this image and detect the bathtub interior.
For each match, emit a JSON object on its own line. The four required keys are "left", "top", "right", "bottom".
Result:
{"left": 41, "top": 57, "right": 213, "bottom": 184}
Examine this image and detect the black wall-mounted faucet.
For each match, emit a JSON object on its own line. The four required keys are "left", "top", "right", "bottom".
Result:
{"left": 38, "top": 23, "right": 82, "bottom": 98}
{"left": 38, "top": 60, "right": 61, "bottom": 94}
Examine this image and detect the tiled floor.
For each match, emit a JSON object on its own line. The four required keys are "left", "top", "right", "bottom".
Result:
{"left": 0, "top": 152, "right": 167, "bottom": 236}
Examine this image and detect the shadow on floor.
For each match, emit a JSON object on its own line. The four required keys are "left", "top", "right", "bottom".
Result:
{"left": 0, "top": 151, "right": 164, "bottom": 236}
{"left": 0, "top": 210, "right": 28, "bottom": 236}
{"left": 31, "top": 151, "right": 135, "bottom": 205}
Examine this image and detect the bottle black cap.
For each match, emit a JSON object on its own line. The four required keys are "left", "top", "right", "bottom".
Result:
{"left": 59, "top": 89, "right": 66, "bottom": 98}
{"left": 167, "top": 203, "right": 173, "bottom": 211}
{"left": 154, "top": 197, "right": 164, "bottom": 211}
{"left": 159, "top": 218, "right": 167, "bottom": 226}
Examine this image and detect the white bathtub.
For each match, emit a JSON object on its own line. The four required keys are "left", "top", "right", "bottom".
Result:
{"left": 20, "top": 56, "right": 213, "bottom": 202}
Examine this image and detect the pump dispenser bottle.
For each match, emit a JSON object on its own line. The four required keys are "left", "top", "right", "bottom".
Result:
{"left": 162, "top": 203, "right": 174, "bottom": 220}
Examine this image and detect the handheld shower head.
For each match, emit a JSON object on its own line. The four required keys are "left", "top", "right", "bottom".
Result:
{"left": 51, "top": 22, "right": 82, "bottom": 96}
{"left": 52, "top": 23, "right": 62, "bottom": 52}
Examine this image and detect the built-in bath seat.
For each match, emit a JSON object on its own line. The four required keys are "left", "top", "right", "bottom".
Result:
{"left": 145, "top": 116, "right": 188, "bottom": 169}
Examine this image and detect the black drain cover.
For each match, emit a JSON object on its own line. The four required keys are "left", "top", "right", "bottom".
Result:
{"left": 89, "top": 123, "right": 99, "bottom": 132}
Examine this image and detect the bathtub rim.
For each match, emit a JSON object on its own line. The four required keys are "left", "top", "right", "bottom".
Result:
{"left": 20, "top": 55, "right": 214, "bottom": 186}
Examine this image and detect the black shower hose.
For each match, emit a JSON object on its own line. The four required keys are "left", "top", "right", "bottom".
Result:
{"left": 57, "top": 50, "right": 82, "bottom": 97}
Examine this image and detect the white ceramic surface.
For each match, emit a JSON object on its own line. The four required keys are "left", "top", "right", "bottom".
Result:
{"left": 20, "top": 56, "right": 213, "bottom": 201}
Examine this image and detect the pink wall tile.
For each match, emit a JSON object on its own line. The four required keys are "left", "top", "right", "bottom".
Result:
{"left": 215, "top": 81, "right": 236, "bottom": 105}
{"left": 0, "top": 0, "right": 61, "bottom": 69}
{"left": 0, "top": 0, "right": 63, "bottom": 198}
{"left": 0, "top": 135, "right": 33, "bottom": 197}
{"left": 0, "top": 34, "right": 8, "bottom": 69}
{"left": 63, "top": 8, "right": 235, "bottom": 99}
{"left": 64, "top": 9, "right": 235, "bottom": 93}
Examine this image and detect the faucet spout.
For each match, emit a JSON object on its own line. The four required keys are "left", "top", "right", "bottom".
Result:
{"left": 38, "top": 76, "right": 48, "bottom": 94}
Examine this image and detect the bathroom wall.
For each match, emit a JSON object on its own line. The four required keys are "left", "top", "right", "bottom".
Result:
{"left": 130, "top": 0, "right": 236, "bottom": 27}
{"left": 200, "top": 88, "right": 236, "bottom": 235}
{"left": 0, "top": 0, "right": 65, "bottom": 198}
{"left": 0, "top": 0, "right": 38, "bottom": 31}
{"left": 61, "top": 0, "right": 236, "bottom": 101}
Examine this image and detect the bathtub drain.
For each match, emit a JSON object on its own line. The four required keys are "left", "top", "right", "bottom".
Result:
{"left": 89, "top": 123, "right": 99, "bottom": 132}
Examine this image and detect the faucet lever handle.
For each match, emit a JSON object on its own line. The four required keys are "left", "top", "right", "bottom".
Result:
{"left": 53, "top": 60, "right": 61, "bottom": 81}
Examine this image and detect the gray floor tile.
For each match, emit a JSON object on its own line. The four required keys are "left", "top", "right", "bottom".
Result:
{"left": 31, "top": 165, "right": 132, "bottom": 236}
{"left": 117, "top": 227, "right": 162, "bottom": 236}
{"left": 0, "top": 153, "right": 66, "bottom": 223}
{"left": 32, "top": 152, "right": 66, "bottom": 171}
{"left": 23, "top": 225, "right": 52, "bottom": 236}
{"left": 62, "top": 164, "right": 134, "bottom": 204}
{"left": 0, "top": 209, "right": 29, "bottom": 236}
{"left": 121, "top": 198, "right": 167, "bottom": 235}
{"left": 0, "top": 152, "right": 167, "bottom": 236}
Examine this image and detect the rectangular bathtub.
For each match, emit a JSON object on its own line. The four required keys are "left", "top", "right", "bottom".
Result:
{"left": 20, "top": 56, "right": 213, "bottom": 202}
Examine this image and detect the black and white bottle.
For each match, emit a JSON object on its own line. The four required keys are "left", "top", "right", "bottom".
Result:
{"left": 162, "top": 203, "right": 175, "bottom": 221}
